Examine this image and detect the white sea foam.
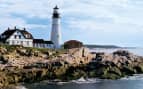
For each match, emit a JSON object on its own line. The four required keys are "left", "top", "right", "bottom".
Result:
{"left": 71, "top": 77, "right": 100, "bottom": 84}
{"left": 90, "top": 48, "right": 143, "bottom": 56}
{"left": 120, "top": 74, "right": 143, "bottom": 80}
{"left": 15, "top": 85, "right": 28, "bottom": 89}
{"left": 37, "top": 77, "right": 101, "bottom": 85}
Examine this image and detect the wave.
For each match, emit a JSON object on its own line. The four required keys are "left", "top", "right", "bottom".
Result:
{"left": 71, "top": 77, "right": 101, "bottom": 84}
{"left": 120, "top": 74, "right": 143, "bottom": 80}
{"left": 35, "top": 78, "right": 101, "bottom": 85}
{"left": 15, "top": 85, "right": 28, "bottom": 89}
{"left": 29, "top": 77, "right": 101, "bottom": 85}
{"left": 15, "top": 75, "right": 143, "bottom": 88}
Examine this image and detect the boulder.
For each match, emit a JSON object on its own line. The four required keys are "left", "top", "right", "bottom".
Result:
{"left": 0, "top": 55, "right": 8, "bottom": 64}
{"left": 68, "top": 47, "right": 90, "bottom": 58}
{"left": 0, "top": 47, "right": 7, "bottom": 54}
{"left": 113, "top": 50, "right": 131, "bottom": 56}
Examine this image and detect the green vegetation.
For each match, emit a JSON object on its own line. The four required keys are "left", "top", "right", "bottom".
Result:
{"left": 85, "top": 44, "right": 121, "bottom": 48}
{"left": 0, "top": 44, "right": 68, "bottom": 58}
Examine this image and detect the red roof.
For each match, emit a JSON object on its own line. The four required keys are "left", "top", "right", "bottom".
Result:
{"left": 64, "top": 40, "right": 83, "bottom": 44}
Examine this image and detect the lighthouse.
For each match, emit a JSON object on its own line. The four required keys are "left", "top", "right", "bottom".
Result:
{"left": 51, "top": 6, "right": 61, "bottom": 49}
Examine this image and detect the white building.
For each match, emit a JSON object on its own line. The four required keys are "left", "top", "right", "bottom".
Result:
{"left": 0, "top": 27, "right": 54, "bottom": 48}
{"left": 33, "top": 39, "right": 54, "bottom": 48}
{"left": 0, "top": 6, "right": 62, "bottom": 49}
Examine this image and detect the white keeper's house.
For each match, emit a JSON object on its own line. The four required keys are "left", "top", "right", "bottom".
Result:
{"left": 0, "top": 6, "right": 61, "bottom": 49}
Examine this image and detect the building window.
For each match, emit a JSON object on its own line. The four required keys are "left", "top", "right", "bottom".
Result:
{"left": 35, "top": 43, "right": 38, "bottom": 47}
{"left": 12, "top": 41, "right": 14, "bottom": 45}
{"left": 19, "top": 35, "right": 21, "bottom": 39}
{"left": 38, "top": 44, "right": 40, "bottom": 48}
{"left": 21, "top": 41, "right": 23, "bottom": 45}
{"left": 27, "top": 41, "right": 29, "bottom": 46}
{"left": 14, "top": 35, "right": 17, "bottom": 39}
{"left": 26, "top": 35, "right": 30, "bottom": 38}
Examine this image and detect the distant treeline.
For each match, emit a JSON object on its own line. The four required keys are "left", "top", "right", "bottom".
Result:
{"left": 84, "top": 44, "right": 121, "bottom": 48}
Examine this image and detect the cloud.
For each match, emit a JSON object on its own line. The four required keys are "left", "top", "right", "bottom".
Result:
{"left": 0, "top": 0, "right": 143, "bottom": 47}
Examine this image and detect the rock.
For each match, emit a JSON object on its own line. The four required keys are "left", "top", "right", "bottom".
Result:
{"left": 94, "top": 50, "right": 142, "bottom": 66}
{"left": 33, "top": 51, "right": 48, "bottom": 58}
{"left": 0, "top": 55, "right": 8, "bottom": 64}
{"left": 59, "top": 47, "right": 94, "bottom": 65}
{"left": 17, "top": 49, "right": 27, "bottom": 56}
{"left": 1, "top": 45, "right": 143, "bottom": 86}
{"left": 68, "top": 47, "right": 89, "bottom": 58}
{"left": 82, "top": 47, "right": 90, "bottom": 57}
{"left": 113, "top": 50, "right": 131, "bottom": 56}
{"left": 134, "top": 63, "right": 143, "bottom": 73}
{"left": 0, "top": 47, "right": 7, "bottom": 54}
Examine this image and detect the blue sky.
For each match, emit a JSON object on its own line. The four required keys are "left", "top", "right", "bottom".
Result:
{"left": 0, "top": 0, "right": 143, "bottom": 47}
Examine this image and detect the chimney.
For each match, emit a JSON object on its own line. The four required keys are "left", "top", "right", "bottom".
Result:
{"left": 23, "top": 28, "right": 26, "bottom": 31}
{"left": 14, "top": 26, "right": 17, "bottom": 29}
{"left": 8, "top": 27, "right": 10, "bottom": 30}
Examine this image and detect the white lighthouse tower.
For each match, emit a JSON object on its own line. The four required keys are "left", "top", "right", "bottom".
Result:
{"left": 51, "top": 6, "right": 61, "bottom": 49}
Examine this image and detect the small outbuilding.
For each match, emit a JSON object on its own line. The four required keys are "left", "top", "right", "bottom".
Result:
{"left": 64, "top": 40, "right": 83, "bottom": 49}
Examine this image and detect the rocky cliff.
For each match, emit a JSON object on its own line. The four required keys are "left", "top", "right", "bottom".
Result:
{"left": 0, "top": 45, "right": 93, "bottom": 68}
{"left": 0, "top": 45, "right": 143, "bottom": 87}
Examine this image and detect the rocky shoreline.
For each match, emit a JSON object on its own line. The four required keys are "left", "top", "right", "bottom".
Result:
{"left": 0, "top": 45, "right": 143, "bottom": 87}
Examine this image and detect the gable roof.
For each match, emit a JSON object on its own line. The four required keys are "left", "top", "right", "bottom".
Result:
{"left": 64, "top": 40, "right": 83, "bottom": 44}
{"left": 0, "top": 28, "right": 33, "bottom": 42}
{"left": 20, "top": 30, "right": 33, "bottom": 39}
{"left": 1, "top": 29, "right": 16, "bottom": 41}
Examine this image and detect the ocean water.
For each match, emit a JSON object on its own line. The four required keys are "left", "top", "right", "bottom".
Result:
{"left": 19, "top": 77, "right": 143, "bottom": 89}
{"left": 90, "top": 48, "right": 143, "bottom": 56}
{"left": 15, "top": 48, "right": 143, "bottom": 89}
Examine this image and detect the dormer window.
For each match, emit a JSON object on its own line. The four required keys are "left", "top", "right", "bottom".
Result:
{"left": 26, "top": 35, "right": 28, "bottom": 38}
{"left": 25, "top": 34, "right": 30, "bottom": 38}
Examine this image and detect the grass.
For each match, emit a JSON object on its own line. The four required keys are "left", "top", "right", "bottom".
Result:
{"left": 0, "top": 44, "right": 68, "bottom": 58}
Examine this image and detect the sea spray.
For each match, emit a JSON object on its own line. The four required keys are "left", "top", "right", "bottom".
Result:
{"left": 15, "top": 85, "right": 28, "bottom": 89}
